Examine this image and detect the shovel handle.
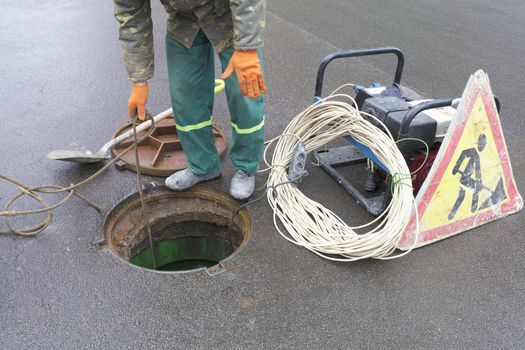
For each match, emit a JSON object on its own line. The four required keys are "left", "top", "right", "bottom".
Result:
{"left": 214, "top": 79, "right": 225, "bottom": 94}
{"left": 101, "top": 108, "right": 173, "bottom": 153}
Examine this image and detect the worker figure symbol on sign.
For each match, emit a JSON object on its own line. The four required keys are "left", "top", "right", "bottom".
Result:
{"left": 448, "top": 132, "right": 508, "bottom": 221}
{"left": 448, "top": 134, "right": 488, "bottom": 220}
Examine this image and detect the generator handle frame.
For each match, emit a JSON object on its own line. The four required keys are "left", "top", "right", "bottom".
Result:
{"left": 398, "top": 99, "right": 454, "bottom": 140}
{"left": 314, "top": 47, "right": 405, "bottom": 99}
{"left": 398, "top": 96, "right": 502, "bottom": 140}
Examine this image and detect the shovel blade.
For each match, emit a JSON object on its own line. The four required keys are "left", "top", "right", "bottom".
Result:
{"left": 46, "top": 150, "right": 109, "bottom": 163}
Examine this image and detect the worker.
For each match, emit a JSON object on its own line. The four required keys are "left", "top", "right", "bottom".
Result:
{"left": 113, "top": 0, "right": 267, "bottom": 200}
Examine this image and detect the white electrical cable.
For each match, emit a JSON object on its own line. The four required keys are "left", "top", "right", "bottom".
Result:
{"left": 265, "top": 85, "right": 419, "bottom": 261}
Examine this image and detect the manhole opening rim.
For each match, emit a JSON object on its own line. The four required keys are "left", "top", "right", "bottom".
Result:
{"left": 100, "top": 184, "right": 252, "bottom": 275}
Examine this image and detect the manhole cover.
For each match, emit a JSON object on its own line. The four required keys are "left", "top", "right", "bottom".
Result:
{"left": 102, "top": 185, "right": 251, "bottom": 273}
{"left": 111, "top": 118, "right": 227, "bottom": 177}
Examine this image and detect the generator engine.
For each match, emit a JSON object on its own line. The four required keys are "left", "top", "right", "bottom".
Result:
{"left": 311, "top": 47, "right": 498, "bottom": 216}
{"left": 355, "top": 84, "right": 456, "bottom": 193}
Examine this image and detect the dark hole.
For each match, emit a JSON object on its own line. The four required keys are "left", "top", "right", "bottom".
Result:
{"left": 129, "top": 221, "right": 243, "bottom": 272}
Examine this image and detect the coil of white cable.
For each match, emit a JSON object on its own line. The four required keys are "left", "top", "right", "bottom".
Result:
{"left": 265, "top": 86, "right": 419, "bottom": 261}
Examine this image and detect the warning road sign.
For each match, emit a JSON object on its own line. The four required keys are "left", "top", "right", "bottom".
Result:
{"left": 398, "top": 70, "right": 522, "bottom": 250}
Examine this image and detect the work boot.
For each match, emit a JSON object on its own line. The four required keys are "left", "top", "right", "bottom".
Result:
{"left": 165, "top": 168, "right": 221, "bottom": 191}
{"left": 230, "top": 170, "right": 255, "bottom": 200}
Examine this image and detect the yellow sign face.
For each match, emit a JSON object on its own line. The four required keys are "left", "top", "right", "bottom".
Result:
{"left": 420, "top": 96, "right": 508, "bottom": 231}
{"left": 399, "top": 70, "right": 522, "bottom": 250}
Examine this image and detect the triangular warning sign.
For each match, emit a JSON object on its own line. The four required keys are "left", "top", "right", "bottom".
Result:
{"left": 398, "top": 70, "right": 523, "bottom": 250}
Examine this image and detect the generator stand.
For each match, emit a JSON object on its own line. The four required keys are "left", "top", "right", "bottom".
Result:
{"left": 313, "top": 145, "right": 390, "bottom": 216}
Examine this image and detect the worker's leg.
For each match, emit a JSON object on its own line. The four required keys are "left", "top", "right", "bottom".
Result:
{"left": 219, "top": 48, "right": 265, "bottom": 175}
{"left": 448, "top": 188, "right": 466, "bottom": 220}
{"left": 165, "top": 31, "right": 220, "bottom": 176}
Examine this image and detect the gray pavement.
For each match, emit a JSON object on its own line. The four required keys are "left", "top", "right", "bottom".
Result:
{"left": 1, "top": 1, "right": 524, "bottom": 349}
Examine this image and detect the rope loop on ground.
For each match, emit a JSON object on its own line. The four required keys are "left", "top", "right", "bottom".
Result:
{"left": 0, "top": 118, "right": 156, "bottom": 236}
{"left": 265, "top": 86, "right": 420, "bottom": 261}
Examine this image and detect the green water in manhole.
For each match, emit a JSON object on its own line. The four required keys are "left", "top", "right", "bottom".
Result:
{"left": 130, "top": 236, "right": 236, "bottom": 271}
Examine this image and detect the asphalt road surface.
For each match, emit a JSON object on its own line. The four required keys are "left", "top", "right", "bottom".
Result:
{"left": 1, "top": 1, "right": 524, "bottom": 349}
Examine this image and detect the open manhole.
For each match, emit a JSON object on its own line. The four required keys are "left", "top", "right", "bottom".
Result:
{"left": 102, "top": 185, "right": 251, "bottom": 273}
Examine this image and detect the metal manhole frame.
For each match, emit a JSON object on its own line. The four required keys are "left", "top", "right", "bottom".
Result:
{"left": 99, "top": 184, "right": 252, "bottom": 274}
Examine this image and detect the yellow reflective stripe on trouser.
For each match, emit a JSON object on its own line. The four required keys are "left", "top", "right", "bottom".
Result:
{"left": 175, "top": 117, "right": 213, "bottom": 132}
{"left": 231, "top": 116, "right": 265, "bottom": 135}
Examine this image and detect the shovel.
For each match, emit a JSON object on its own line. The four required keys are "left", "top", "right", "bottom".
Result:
{"left": 47, "top": 80, "right": 225, "bottom": 164}
{"left": 47, "top": 108, "right": 174, "bottom": 163}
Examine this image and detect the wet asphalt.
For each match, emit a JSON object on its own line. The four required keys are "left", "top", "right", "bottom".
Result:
{"left": 1, "top": 0, "right": 524, "bottom": 348}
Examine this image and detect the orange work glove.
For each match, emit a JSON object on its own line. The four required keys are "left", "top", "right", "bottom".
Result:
{"left": 221, "top": 50, "right": 267, "bottom": 99}
{"left": 128, "top": 82, "right": 148, "bottom": 121}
